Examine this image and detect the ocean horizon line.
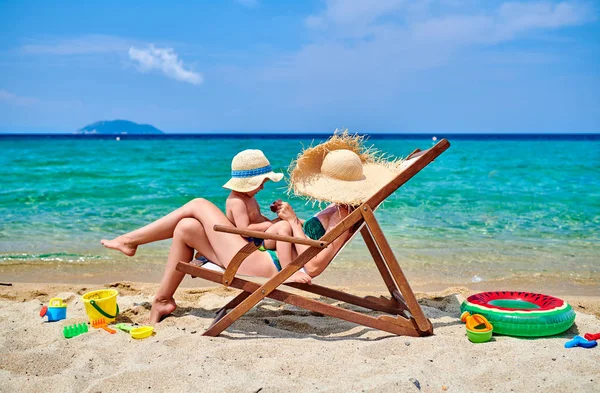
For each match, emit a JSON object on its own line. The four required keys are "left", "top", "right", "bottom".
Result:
{"left": 1, "top": 132, "right": 599, "bottom": 141}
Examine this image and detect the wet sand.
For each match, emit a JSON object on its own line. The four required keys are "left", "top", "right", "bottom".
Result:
{"left": 1, "top": 257, "right": 598, "bottom": 297}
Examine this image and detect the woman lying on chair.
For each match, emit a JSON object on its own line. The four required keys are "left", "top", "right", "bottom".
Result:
{"left": 101, "top": 133, "right": 404, "bottom": 323}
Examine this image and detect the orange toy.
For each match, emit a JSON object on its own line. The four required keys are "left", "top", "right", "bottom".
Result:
{"left": 91, "top": 318, "right": 117, "bottom": 334}
{"left": 460, "top": 311, "right": 493, "bottom": 343}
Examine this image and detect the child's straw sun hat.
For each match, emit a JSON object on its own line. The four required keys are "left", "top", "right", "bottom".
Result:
{"left": 223, "top": 149, "right": 284, "bottom": 193}
{"left": 288, "top": 131, "right": 405, "bottom": 205}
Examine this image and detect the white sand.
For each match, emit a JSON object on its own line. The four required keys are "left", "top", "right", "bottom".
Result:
{"left": 0, "top": 283, "right": 598, "bottom": 393}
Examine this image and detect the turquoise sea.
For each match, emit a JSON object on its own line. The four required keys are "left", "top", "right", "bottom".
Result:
{"left": 1, "top": 134, "right": 599, "bottom": 292}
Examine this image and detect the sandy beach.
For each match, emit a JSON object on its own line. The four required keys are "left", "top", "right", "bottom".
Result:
{"left": 1, "top": 281, "right": 598, "bottom": 393}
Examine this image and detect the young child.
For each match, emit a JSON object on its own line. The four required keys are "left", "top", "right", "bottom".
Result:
{"left": 222, "top": 149, "right": 283, "bottom": 238}
{"left": 221, "top": 149, "right": 299, "bottom": 272}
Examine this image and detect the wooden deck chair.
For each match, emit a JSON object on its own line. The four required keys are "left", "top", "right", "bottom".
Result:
{"left": 176, "top": 138, "right": 450, "bottom": 337}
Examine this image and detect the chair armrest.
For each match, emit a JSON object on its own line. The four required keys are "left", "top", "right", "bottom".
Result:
{"left": 213, "top": 225, "right": 328, "bottom": 248}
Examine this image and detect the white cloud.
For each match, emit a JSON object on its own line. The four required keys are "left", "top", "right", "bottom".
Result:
{"left": 128, "top": 45, "right": 203, "bottom": 85}
{"left": 247, "top": 0, "right": 597, "bottom": 115}
{"left": 495, "top": 1, "right": 596, "bottom": 39}
{"left": 21, "top": 35, "right": 131, "bottom": 55}
{"left": 0, "top": 89, "right": 39, "bottom": 106}
{"left": 289, "top": 1, "right": 597, "bottom": 74}
{"left": 307, "top": 0, "right": 594, "bottom": 42}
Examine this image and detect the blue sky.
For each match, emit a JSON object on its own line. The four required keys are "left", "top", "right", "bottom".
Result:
{"left": 0, "top": 0, "right": 598, "bottom": 133}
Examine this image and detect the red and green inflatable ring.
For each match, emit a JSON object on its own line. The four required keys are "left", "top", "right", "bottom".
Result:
{"left": 460, "top": 291, "right": 575, "bottom": 337}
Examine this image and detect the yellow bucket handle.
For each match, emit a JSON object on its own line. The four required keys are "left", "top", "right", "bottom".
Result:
{"left": 90, "top": 299, "right": 119, "bottom": 319}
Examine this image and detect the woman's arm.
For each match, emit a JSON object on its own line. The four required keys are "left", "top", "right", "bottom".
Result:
{"left": 277, "top": 202, "right": 349, "bottom": 277}
{"left": 303, "top": 234, "right": 349, "bottom": 277}
{"left": 286, "top": 216, "right": 309, "bottom": 255}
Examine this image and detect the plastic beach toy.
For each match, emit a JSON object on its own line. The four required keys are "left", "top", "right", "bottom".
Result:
{"left": 115, "top": 323, "right": 154, "bottom": 339}
{"left": 460, "top": 291, "right": 575, "bottom": 337}
{"left": 461, "top": 311, "right": 493, "bottom": 343}
{"left": 63, "top": 323, "right": 88, "bottom": 339}
{"left": 130, "top": 326, "right": 154, "bottom": 339}
{"left": 565, "top": 336, "right": 598, "bottom": 349}
{"left": 584, "top": 332, "right": 600, "bottom": 341}
{"left": 39, "top": 298, "right": 67, "bottom": 322}
{"left": 91, "top": 318, "right": 117, "bottom": 334}
{"left": 115, "top": 323, "right": 134, "bottom": 332}
{"left": 82, "top": 289, "right": 119, "bottom": 323}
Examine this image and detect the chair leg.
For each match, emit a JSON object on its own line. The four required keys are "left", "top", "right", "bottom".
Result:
{"left": 206, "top": 291, "right": 251, "bottom": 332}
{"left": 361, "top": 207, "right": 432, "bottom": 333}
{"left": 207, "top": 308, "right": 228, "bottom": 331}
{"left": 361, "top": 227, "right": 408, "bottom": 306}
{"left": 220, "top": 291, "right": 251, "bottom": 311}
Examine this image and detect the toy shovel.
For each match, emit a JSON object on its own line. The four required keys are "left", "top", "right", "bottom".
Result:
{"left": 115, "top": 323, "right": 134, "bottom": 332}
{"left": 115, "top": 323, "right": 154, "bottom": 339}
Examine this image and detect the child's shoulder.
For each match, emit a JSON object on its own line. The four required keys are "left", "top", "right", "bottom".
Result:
{"left": 226, "top": 192, "right": 253, "bottom": 209}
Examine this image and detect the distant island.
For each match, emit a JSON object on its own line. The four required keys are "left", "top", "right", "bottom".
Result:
{"left": 75, "top": 120, "right": 164, "bottom": 135}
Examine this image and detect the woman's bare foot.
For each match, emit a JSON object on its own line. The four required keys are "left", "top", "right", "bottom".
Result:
{"left": 100, "top": 235, "right": 137, "bottom": 256}
{"left": 285, "top": 271, "right": 312, "bottom": 284}
{"left": 149, "top": 297, "right": 177, "bottom": 324}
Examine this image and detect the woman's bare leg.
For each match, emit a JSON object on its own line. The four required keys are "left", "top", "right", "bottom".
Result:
{"left": 263, "top": 220, "right": 295, "bottom": 255}
{"left": 149, "top": 202, "right": 282, "bottom": 322}
{"left": 101, "top": 198, "right": 231, "bottom": 256}
{"left": 187, "top": 220, "right": 222, "bottom": 266}
{"left": 258, "top": 221, "right": 309, "bottom": 283}
{"left": 149, "top": 219, "right": 197, "bottom": 323}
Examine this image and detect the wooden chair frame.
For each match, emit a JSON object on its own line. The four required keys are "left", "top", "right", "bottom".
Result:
{"left": 176, "top": 139, "right": 450, "bottom": 337}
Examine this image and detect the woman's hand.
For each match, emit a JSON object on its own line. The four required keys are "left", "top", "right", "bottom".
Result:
{"left": 276, "top": 201, "right": 298, "bottom": 222}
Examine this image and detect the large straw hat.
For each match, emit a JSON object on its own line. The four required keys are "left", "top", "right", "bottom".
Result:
{"left": 288, "top": 131, "right": 404, "bottom": 205}
{"left": 223, "top": 149, "right": 284, "bottom": 192}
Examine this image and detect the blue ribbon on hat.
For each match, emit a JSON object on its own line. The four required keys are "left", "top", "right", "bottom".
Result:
{"left": 231, "top": 165, "right": 273, "bottom": 178}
